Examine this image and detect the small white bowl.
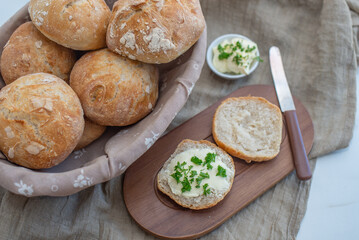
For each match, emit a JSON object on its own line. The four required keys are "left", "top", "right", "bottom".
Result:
{"left": 206, "top": 34, "right": 261, "bottom": 80}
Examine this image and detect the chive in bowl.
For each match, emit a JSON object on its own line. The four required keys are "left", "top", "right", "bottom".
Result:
{"left": 206, "top": 34, "right": 261, "bottom": 80}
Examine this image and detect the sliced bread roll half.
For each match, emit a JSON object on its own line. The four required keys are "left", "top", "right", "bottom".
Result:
{"left": 157, "top": 139, "right": 235, "bottom": 210}
{"left": 212, "top": 97, "right": 283, "bottom": 163}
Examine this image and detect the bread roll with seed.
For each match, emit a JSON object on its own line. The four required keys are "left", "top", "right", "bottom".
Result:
{"left": 157, "top": 139, "right": 235, "bottom": 210}
{"left": 29, "top": 0, "right": 111, "bottom": 50}
{"left": 70, "top": 48, "right": 159, "bottom": 126}
{"left": 212, "top": 97, "right": 283, "bottom": 163}
{"left": 0, "top": 22, "right": 76, "bottom": 85}
{"left": 74, "top": 118, "right": 106, "bottom": 150}
{"left": 0, "top": 73, "right": 84, "bottom": 169}
{"left": 107, "top": 0, "right": 205, "bottom": 63}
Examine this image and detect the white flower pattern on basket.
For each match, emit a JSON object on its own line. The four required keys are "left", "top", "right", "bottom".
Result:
{"left": 73, "top": 169, "right": 93, "bottom": 188}
{"left": 51, "top": 185, "right": 59, "bottom": 192}
{"left": 14, "top": 180, "right": 34, "bottom": 197}
{"left": 145, "top": 131, "right": 160, "bottom": 149}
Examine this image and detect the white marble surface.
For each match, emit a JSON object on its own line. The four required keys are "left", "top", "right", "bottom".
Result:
{"left": 0, "top": 1, "right": 358, "bottom": 239}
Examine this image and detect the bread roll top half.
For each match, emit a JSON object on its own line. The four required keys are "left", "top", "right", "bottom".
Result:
{"left": 70, "top": 48, "right": 159, "bottom": 126}
{"left": 29, "top": 0, "right": 111, "bottom": 50}
{"left": 0, "top": 22, "right": 76, "bottom": 84}
{"left": 107, "top": 0, "right": 205, "bottom": 63}
{"left": 0, "top": 73, "right": 84, "bottom": 169}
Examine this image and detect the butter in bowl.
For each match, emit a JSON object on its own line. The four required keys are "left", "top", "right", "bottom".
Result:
{"left": 207, "top": 34, "right": 262, "bottom": 80}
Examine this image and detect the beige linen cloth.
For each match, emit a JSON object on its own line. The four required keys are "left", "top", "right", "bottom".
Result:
{"left": 0, "top": 0, "right": 358, "bottom": 239}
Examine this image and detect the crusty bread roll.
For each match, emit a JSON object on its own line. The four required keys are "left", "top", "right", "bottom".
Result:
{"left": 0, "top": 73, "right": 84, "bottom": 169}
{"left": 74, "top": 118, "right": 106, "bottom": 150}
{"left": 0, "top": 22, "right": 76, "bottom": 85}
{"left": 157, "top": 139, "right": 235, "bottom": 210}
{"left": 29, "top": 0, "right": 111, "bottom": 50}
{"left": 212, "top": 97, "right": 283, "bottom": 163}
{"left": 107, "top": 0, "right": 205, "bottom": 64}
{"left": 70, "top": 48, "right": 159, "bottom": 126}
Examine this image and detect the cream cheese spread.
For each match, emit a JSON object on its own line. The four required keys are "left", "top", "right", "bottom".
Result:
{"left": 213, "top": 37, "right": 259, "bottom": 75}
{"left": 165, "top": 148, "right": 234, "bottom": 198}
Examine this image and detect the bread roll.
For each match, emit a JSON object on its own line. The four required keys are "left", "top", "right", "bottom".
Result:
{"left": 0, "top": 73, "right": 84, "bottom": 169}
{"left": 29, "top": 0, "right": 111, "bottom": 50}
{"left": 212, "top": 97, "right": 283, "bottom": 163}
{"left": 74, "top": 118, "right": 106, "bottom": 150}
{"left": 0, "top": 22, "right": 76, "bottom": 85}
{"left": 157, "top": 139, "right": 235, "bottom": 210}
{"left": 107, "top": 0, "right": 205, "bottom": 64}
{"left": 70, "top": 48, "right": 159, "bottom": 126}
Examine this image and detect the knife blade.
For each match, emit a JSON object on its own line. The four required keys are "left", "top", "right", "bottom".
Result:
{"left": 269, "top": 46, "right": 312, "bottom": 180}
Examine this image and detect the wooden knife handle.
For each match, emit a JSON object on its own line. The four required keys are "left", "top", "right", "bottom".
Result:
{"left": 284, "top": 110, "right": 312, "bottom": 180}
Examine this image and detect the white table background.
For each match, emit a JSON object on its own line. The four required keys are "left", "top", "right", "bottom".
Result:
{"left": 0, "top": 1, "right": 358, "bottom": 239}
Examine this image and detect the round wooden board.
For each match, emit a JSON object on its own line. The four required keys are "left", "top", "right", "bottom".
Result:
{"left": 123, "top": 85, "right": 314, "bottom": 240}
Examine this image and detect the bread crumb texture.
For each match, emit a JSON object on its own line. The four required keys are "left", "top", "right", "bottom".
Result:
{"left": 213, "top": 97, "right": 283, "bottom": 163}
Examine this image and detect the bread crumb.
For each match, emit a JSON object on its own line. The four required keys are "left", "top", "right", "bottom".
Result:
{"left": 120, "top": 22, "right": 126, "bottom": 30}
{"left": 44, "top": 99, "right": 53, "bottom": 111}
{"left": 22, "top": 54, "right": 31, "bottom": 61}
{"left": 153, "top": 0, "right": 164, "bottom": 11}
{"left": 4, "top": 126, "right": 15, "bottom": 139}
{"left": 25, "top": 142, "right": 45, "bottom": 155}
{"left": 69, "top": 15, "right": 73, "bottom": 21}
{"left": 31, "top": 97, "right": 45, "bottom": 109}
{"left": 35, "top": 40, "right": 42, "bottom": 48}
{"left": 8, "top": 148, "right": 14, "bottom": 158}
{"left": 128, "top": 54, "right": 136, "bottom": 60}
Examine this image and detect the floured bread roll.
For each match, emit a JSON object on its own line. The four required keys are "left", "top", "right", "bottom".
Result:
{"left": 107, "top": 0, "right": 205, "bottom": 63}
{"left": 0, "top": 73, "right": 84, "bottom": 169}
{"left": 70, "top": 48, "right": 159, "bottom": 126}
{"left": 0, "top": 22, "right": 76, "bottom": 84}
{"left": 29, "top": 0, "right": 111, "bottom": 50}
{"left": 212, "top": 97, "right": 283, "bottom": 163}
{"left": 74, "top": 118, "right": 106, "bottom": 150}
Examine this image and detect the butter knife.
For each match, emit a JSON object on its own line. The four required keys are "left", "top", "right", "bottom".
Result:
{"left": 269, "top": 46, "right": 312, "bottom": 180}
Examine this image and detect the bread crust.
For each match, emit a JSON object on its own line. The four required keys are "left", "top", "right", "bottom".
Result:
{"left": 157, "top": 139, "right": 235, "bottom": 210}
{"left": 212, "top": 96, "right": 283, "bottom": 163}
{"left": 29, "top": 0, "right": 111, "bottom": 50}
{"left": 74, "top": 118, "right": 106, "bottom": 150}
{"left": 0, "top": 22, "right": 76, "bottom": 84}
{"left": 70, "top": 48, "right": 159, "bottom": 126}
{"left": 106, "top": 0, "right": 205, "bottom": 63}
{"left": 0, "top": 73, "right": 84, "bottom": 169}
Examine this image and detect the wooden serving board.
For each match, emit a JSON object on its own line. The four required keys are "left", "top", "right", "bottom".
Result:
{"left": 123, "top": 85, "right": 314, "bottom": 240}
